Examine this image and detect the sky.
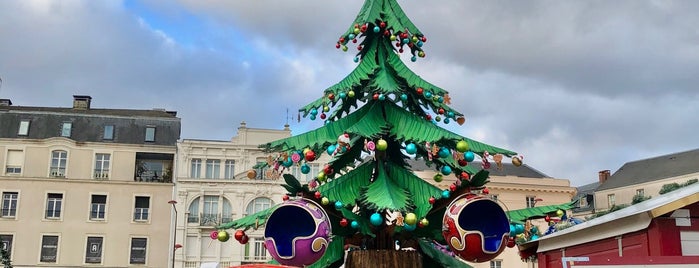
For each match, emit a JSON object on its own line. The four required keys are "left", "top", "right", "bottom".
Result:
{"left": 1, "top": 0, "right": 698, "bottom": 187}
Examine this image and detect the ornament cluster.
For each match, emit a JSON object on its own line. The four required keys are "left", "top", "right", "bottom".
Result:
{"left": 336, "top": 21, "right": 427, "bottom": 62}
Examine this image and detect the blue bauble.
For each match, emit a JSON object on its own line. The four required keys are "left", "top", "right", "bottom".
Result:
{"left": 378, "top": 94, "right": 386, "bottom": 101}
{"left": 402, "top": 38, "right": 409, "bottom": 44}
{"left": 438, "top": 147, "right": 450, "bottom": 158}
{"left": 405, "top": 143, "right": 417, "bottom": 155}
{"left": 353, "top": 57, "right": 359, "bottom": 63}
{"left": 400, "top": 94, "right": 408, "bottom": 101}
{"left": 441, "top": 165, "right": 452, "bottom": 175}
{"left": 411, "top": 56, "right": 417, "bottom": 62}
{"left": 424, "top": 92, "right": 432, "bottom": 98}
{"left": 417, "top": 41, "right": 423, "bottom": 47}
{"left": 334, "top": 201, "right": 343, "bottom": 210}
{"left": 283, "top": 157, "right": 293, "bottom": 167}
{"left": 531, "top": 235, "right": 539, "bottom": 241}
{"left": 441, "top": 190, "right": 451, "bottom": 199}
{"left": 327, "top": 145, "right": 337, "bottom": 155}
{"left": 350, "top": 221, "right": 359, "bottom": 229}
{"left": 370, "top": 213, "right": 383, "bottom": 226}
{"left": 373, "top": 26, "right": 380, "bottom": 33}
{"left": 300, "top": 164, "right": 311, "bottom": 174}
{"left": 515, "top": 224, "right": 525, "bottom": 234}
{"left": 348, "top": 33, "right": 355, "bottom": 39}
{"left": 444, "top": 118, "right": 450, "bottom": 124}
{"left": 403, "top": 223, "right": 416, "bottom": 232}
{"left": 464, "top": 151, "right": 475, "bottom": 162}
{"left": 310, "top": 109, "right": 318, "bottom": 116}
{"left": 509, "top": 224, "right": 516, "bottom": 235}
{"left": 438, "top": 96, "right": 444, "bottom": 103}
{"left": 447, "top": 111, "right": 455, "bottom": 118}
{"left": 339, "top": 92, "right": 347, "bottom": 99}
{"left": 310, "top": 115, "right": 316, "bottom": 120}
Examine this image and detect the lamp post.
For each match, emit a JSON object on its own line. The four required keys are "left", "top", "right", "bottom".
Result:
{"left": 168, "top": 200, "right": 178, "bottom": 268}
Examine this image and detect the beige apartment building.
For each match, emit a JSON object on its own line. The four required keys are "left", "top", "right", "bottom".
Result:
{"left": 594, "top": 148, "right": 699, "bottom": 212}
{"left": 172, "top": 124, "right": 576, "bottom": 268}
{"left": 0, "top": 96, "right": 180, "bottom": 267}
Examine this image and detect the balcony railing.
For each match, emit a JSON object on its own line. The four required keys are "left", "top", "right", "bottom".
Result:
{"left": 200, "top": 213, "right": 219, "bottom": 226}
{"left": 187, "top": 213, "right": 234, "bottom": 226}
{"left": 184, "top": 261, "right": 232, "bottom": 268}
{"left": 49, "top": 167, "right": 65, "bottom": 178}
{"left": 94, "top": 170, "right": 109, "bottom": 180}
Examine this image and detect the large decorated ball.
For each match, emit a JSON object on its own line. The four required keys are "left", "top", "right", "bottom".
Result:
{"left": 442, "top": 194, "right": 509, "bottom": 263}
{"left": 265, "top": 199, "right": 331, "bottom": 266}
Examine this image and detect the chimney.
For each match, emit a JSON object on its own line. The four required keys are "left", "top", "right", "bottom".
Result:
{"left": 598, "top": 170, "right": 610, "bottom": 183}
{"left": 0, "top": 99, "right": 11, "bottom": 106}
{"left": 72, "top": 95, "right": 92, "bottom": 110}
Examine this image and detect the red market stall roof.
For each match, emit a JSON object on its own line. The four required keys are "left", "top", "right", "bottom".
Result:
{"left": 519, "top": 183, "right": 699, "bottom": 254}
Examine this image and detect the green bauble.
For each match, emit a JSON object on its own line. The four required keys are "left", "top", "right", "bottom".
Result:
{"left": 456, "top": 140, "right": 469, "bottom": 153}
{"left": 405, "top": 213, "right": 417, "bottom": 225}
{"left": 217, "top": 230, "right": 230, "bottom": 242}
{"left": 433, "top": 173, "right": 443, "bottom": 182}
{"left": 376, "top": 139, "right": 388, "bottom": 151}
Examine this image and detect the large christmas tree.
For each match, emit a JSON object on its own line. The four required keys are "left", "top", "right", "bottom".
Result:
{"left": 219, "top": 0, "right": 521, "bottom": 267}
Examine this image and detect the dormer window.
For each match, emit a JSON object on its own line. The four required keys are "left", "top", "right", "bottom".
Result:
{"left": 18, "top": 120, "right": 30, "bottom": 136}
{"left": 61, "top": 122, "right": 72, "bottom": 137}
{"left": 145, "top": 127, "right": 155, "bottom": 142}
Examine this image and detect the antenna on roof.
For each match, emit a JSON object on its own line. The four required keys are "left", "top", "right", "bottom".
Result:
{"left": 285, "top": 108, "right": 295, "bottom": 125}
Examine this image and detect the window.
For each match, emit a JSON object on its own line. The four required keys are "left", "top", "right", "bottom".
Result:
{"left": 490, "top": 259, "right": 502, "bottom": 268}
{"left": 50, "top": 150, "right": 67, "bottom": 177}
{"left": 190, "top": 159, "right": 202, "bottom": 178}
{"left": 134, "top": 196, "right": 150, "bottom": 221}
{"left": 224, "top": 160, "right": 235, "bottom": 179}
{"left": 579, "top": 195, "right": 589, "bottom": 207}
{"left": 244, "top": 237, "right": 268, "bottom": 261}
{"left": 636, "top": 189, "right": 645, "bottom": 196}
{"left": 40, "top": 235, "right": 59, "bottom": 263}
{"left": 187, "top": 198, "right": 200, "bottom": 223}
{"left": 103, "top": 125, "right": 114, "bottom": 140}
{"left": 18, "top": 120, "right": 30, "bottom": 136}
{"left": 246, "top": 197, "right": 273, "bottom": 215}
{"left": 205, "top": 159, "right": 220, "bottom": 179}
{"left": 202, "top": 196, "right": 219, "bottom": 225}
{"left": 222, "top": 198, "right": 232, "bottom": 223}
{"left": 0, "top": 234, "right": 12, "bottom": 258}
{"left": 90, "top": 195, "right": 107, "bottom": 220}
{"left": 2, "top": 192, "right": 18, "bottom": 218}
{"left": 526, "top": 196, "right": 536, "bottom": 208}
{"left": 85, "top": 236, "right": 103, "bottom": 263}
{"left": 94, "top": 154, "right": 110, "bottom": 179}
{"left": 130, "top": 237, "right": 147, "bottom": 264}
{"left": 45, "top": 193, "right": 63, "bottom": 219}
{"left": 60, "top": 122, "right": 72, "bottom": 137}
{"left": 145, "top": 127, "right": 155, "bottom": 142}
{"left": 607, "top": 194, "right": 616, "bottom": 207}
{"left": 5, "top": 150, "right": 23, "bottom": 174}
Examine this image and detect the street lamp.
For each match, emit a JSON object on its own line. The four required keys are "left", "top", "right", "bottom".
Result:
{"left": 168, "top": 200, "right": 178, "bottom": 268}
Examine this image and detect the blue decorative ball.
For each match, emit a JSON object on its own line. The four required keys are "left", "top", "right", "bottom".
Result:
{"left": 402, "top": 38, "right": 409, "bottom": 44}
{"left": 283, "top": 157, "right": 293, "bottom": 167}
{"left": 334, "top": 201, "right": 343, "bottom": 210}
{"left": 353, "top": 57, "right": 359, "bottom": 63}
{"left": 310, "top": 109, "right": 318, "bottom": 116}
{"left": 403, "top": 223, "right": 416, "bottom": 232}
{"left": 441, "top": 165, "right": 452, "bottom": 175}
{"left": 373, "top": 26, "right": 380, "bottom": 33}
{"left": 531, "top": 235, "right": 539, "bottom": 241}
{"left": 441, "top": 190, "right": 450, "bottom": 199}
{"left": 339, "top": 92, "right": 347, "bottom": 99}
{"left": 448, "top": 111, "right": 455, "bottom": 118}
{"left": 438, "top": 96, "right": 444, "bottom": 103}
{"left": 417, "top": 41, "right": 423, "bottom": 47}
{"left": 370, "top": 212, "right": 383, "bottom": 226}
{"left": 348, "top": 33, "right": 355, "bottom": 40}
{"left": 438, "top": 147, "right": 450, "bottom": 158}
{"left": 310, "top": 115, "right": 316, "bottom": 120}
{"left": 300, "top": 164, "right": 311, "bottom": 174}
{"left": 411, "top": 56, "right": 416, "bottom": 62}
{"left": 444, "top": 118, "right": 450, "bottom": 124}
{"left": 405, "top": 143, "right": 417, "bottom": 155}
{"left": 350, "top": 221, "right": 359, "bottom": 229}
{"left": 424, "top": 92, "right": 432, "bottom": 98}
{"left": 400, "top": 94, "right": 408, "bottom": 101}
{"left": 464, "top": 151, "right": 475, "bottom": 162}
{"left": 378, "top": 94, "right": 386, "bottom": 101}
{"left": 327, "top": 145, "right": 337, "bottom": 155}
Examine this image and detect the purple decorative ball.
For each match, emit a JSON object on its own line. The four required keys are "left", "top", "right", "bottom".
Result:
{"left": 265, "top": 199, "right": 331, "bottom": 266}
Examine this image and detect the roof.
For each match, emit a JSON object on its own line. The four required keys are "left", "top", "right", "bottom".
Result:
{"left": 409, "top": 160, "right": 550, "bottom": 178}
{"left": 596, "top": 148, "right": 699, "bottom": 191}
{"left": 575, "top": 181, "right": 600, "bottom": 195}
{"left": 2, "top": 105, "right": 178, "bottom": 118}
{"left": 522, "top": 183, "right": 699, "bottom": 253}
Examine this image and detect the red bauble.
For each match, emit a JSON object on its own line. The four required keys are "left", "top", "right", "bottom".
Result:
{"left": 353, "top": 39, "right": 357, "bottom": 43}
{"left": 357, "top": 45, "right": 363, "bottom": 51}
{"left": 234, "top": 230, "right": 245, "bottom": 241}
{"left": 507, "top": 237, "right": 516, "bottom": 248}
{"left": 373, "top": 93, "right": 379, "bottom": 100}
{"left": 449, "top": 184, "right": 457, "bottom": 192}
{"left": 418, "top": 222, "right": 424, "bottom": 228}
{"left": 335, "top": 43, "right": 341, "bottom": 49}
{"left": 461, "top": 172, "right": 470, "bottom": 180}
{"left": 360, "top": 24, "right": 367, "bottom": 32}
{"left": 401, "top": 33, "right": 408, "bottom": 39}
{"left": 425, "top": 114, "right": 432, "bottom": 121}
{"left": 383, "top": 30, "right": 390, "bottom": 36}
{"left": 482, "top": 188, "right": 490, "bottom": 195}
{"left": 458, "top": 159, "right": 467, "bottom": 166}
{"left": 339, "top": 37, "right": 345, "bottom": 43}
{"left": 240, "top": 235, "right": 249, "bottom": 244}
{"left": 429, "top": 196, "right": 436, "bottom": 205}
{"left": 314, "top": 191, "right": 322, "bottom": 199}
{"left": 421, "top": 36, "right": 427, "bottom": 42}
{"left": 282, "top": 195, "right": 289, "bottom": 201}
{"left": 340, "top": 218, "right": 349, "bottom": 227}
{"left": 545, "top": 215, "right": 551, "bottom": 222}
{"left": 416, "top": 87, "right": 424, "bottom": 95}
{"left": 328, "top": 93, "right": 335, "bottom": 100}
{"left": 438, "top": 108, "right": 445, "bottom": 114}
{"left": 408, "top": 43, "right": 414, "bottom": 48}
{"left": 305, "top": 150, "right": 316, "bottom": 161}
{"left": 398, "top": 48, "right": 404, "bottom": 53}
{"left": 323, "top": 165, "right": 334, "bottom": 175}
{"left": 379, "top": 22, "right": 386, "bottom": 28}
{"left": 320, "top": 113, "right": 327, "bottom": 120}
{"left": 395, "top": 42, "right": 401, "bottom": 47}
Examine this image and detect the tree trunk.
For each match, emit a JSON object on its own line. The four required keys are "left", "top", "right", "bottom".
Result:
{"left": 344, "top": 250, "right": 422, "bottom": 268}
